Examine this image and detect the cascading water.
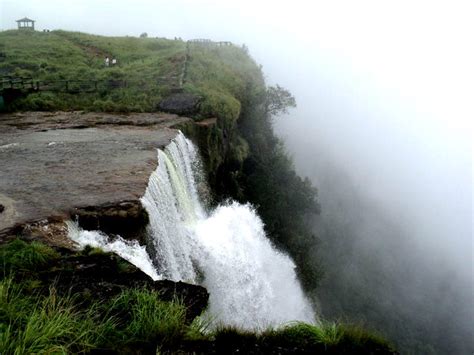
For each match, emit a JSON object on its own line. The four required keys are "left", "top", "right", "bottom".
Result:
{"left": 70, "top": 131, "right": 315, "bottom": 329}
{"left": 141, "top": 132, "right": 315, "bottom": 328}
{"left": 68, "top": 222, "right": 159, "bottom": 281}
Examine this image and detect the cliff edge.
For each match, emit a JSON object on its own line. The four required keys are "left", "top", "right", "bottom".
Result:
{"left": 0, "top": 111, "right": 190, "bottom": 243}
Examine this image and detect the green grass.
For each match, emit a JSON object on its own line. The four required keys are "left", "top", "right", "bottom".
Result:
{"left": 106, "top": 288, "right": 188, "bottom": 346}
{"left": 0, "top": 278, "right": 115, "bottom": 354}
{"left": 184, "top": 42, "right": 264, "bottom": 128}
{"left": 0, "top": 239, "right": 59, "bottom": 273}
{"left": 0, "top": 239, "right": 197, "bottom": 353}
{"left": 0, "top": 239, "right": 394, "bottom": 353}
{"left": 0, "top": 29, "right": 262, "bottom": 119}
{"left": 0, "top": 276, "right": 394, "bottom": 354}
{"left": 264, "top": 321, "right": 391, "bottom": 348}
{"left": 211, "top": 321, "right": 394, "bottom": 353}
{"left": 0, "top": 29, "right": 186, "bottom": 111}
{"left": 0, "top": 278, "right": 196, "bottom": 354}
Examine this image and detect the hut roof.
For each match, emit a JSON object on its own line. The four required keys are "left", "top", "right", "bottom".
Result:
{"left": 16, "top": 17, "right": 35, "bottom": 22}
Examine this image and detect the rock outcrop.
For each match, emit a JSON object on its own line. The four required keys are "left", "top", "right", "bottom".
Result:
{"left": 158, "top": 92, "right": 202, "bottom": 115}
{"left": 0, "top": 111, "right": 191, "bottom": 240}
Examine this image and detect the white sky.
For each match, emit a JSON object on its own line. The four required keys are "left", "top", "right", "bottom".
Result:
{"left": 1, "top": 0, "right": 473, "bottom": 271}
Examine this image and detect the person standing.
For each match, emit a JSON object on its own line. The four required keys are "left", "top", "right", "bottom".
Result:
{"left": 105, "top": 56, "right": 110, "bottom": 67}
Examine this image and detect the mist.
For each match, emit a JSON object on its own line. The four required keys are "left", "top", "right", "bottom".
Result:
{"left": 2, "top": 0, "right": 472, "bottom": 352}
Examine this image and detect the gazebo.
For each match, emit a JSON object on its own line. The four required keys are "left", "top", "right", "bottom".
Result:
{"left": 16, "top": 17, "right": 35, "bottom": 31}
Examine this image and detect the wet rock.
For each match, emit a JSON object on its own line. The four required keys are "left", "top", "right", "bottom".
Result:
{"left": 158, "top": 93, "right": 202, "bottom": 115}
{"left": 74, "top": 201, "right": 149, "bottom": 242}
{"left": 154, "top": 279, "right": 210, "bottom": 322}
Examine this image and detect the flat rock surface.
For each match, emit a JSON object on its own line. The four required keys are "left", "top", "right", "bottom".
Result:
{"left": 0, "top": 111, "right": 190, "bottom": 234}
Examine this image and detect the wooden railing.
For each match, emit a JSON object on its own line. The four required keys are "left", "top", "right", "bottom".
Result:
{"left": 0, "top": 77, "right": 180, "bottom": 94}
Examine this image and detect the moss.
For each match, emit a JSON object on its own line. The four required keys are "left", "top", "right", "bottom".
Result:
{"left": 80, "top": 245, "right": 107, "bottom": 256}
{"left": 229, "top": 134, "right": 250, "bottom": 165}
{"left": 116, "top": 258, "right": 136, "bottom": 274}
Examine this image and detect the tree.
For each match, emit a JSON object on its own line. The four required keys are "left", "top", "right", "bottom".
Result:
{"left": 265, "top": 85, "right": 296, "bottom": 116}
{"left": 139, "top": 32, "right": 148, "bottom": 38}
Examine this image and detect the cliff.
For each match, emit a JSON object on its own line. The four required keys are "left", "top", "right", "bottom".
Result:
{"left": 0, "top": 30, "right": 397, "bottom": 354}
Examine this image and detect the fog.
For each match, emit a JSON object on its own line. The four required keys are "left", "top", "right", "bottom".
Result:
{"left": 2, "top": 0, "right": 472, "bottom": 352}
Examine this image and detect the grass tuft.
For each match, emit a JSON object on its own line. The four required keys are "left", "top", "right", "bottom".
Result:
{"left": 107, "top": 288, "right": 188, "bottom": 346}
{"left": 0, "top": 239, "right": 59, "bottom": 272}
{"left": 0, "top": 278, "right": 114, "bottom": 354}
{"left": 210, "top": 321, "right": 394, "bottom": 353}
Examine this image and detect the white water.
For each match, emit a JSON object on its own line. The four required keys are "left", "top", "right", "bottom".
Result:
{"left": 68, "top": 131, "right": 315, "bottom": 329}
{"left": 141, "top": 132, "right": 315, "bottom": 328}
{"left": 192, "top": 202, "right": 315, "bottom": 328}
{"left": 68, "top": 222, "right": 159, "bottom": 281}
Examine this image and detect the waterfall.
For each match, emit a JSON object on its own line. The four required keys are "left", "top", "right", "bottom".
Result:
{"left": 70, "top": 131, "right": 315, "bottom": 329}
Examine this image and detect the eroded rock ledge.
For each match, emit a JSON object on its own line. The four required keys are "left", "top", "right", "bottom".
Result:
{"left": 0, "top": 111, "right": 191, "bottom": 242}
{"left": 38, "top": 248, "right": 209, "bottom": 323}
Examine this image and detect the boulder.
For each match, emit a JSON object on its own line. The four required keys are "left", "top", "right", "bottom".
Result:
{"left": 158, "top": 93, "right": 202, "bottom": 115}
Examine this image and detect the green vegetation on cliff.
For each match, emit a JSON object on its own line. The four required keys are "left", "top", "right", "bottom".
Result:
{"left": 1, "top": 280, "right": 395, "bottom": 354}
{"left": 0, "top": 30, "right": 185, "bottom": 111}
{"left": 1, "top": 240, "right": 395, "bottom": 354}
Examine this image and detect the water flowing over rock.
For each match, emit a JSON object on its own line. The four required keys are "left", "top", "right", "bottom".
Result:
{"left": 142, "top": 132, "right": 316, "bottom": 329}
{"left": 68, "top": 221, "right": 159, "bottom": 281}
{"left": 69, "top": 131, "right": 315, "bottom": 329}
